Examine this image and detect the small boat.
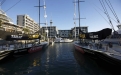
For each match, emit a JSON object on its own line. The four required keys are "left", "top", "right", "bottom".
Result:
{"left": 54, "top": 36, "right": 73, "bottom": 43}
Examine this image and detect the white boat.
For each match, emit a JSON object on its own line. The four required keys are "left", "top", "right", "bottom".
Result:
{"left": 49, "top": 41, "right": 54, "bottom": 45}
{"left": 64, "top": 39, "right": 73, "bottom": 42}
{"left": 54, "top": 37, "right": 73, "bottom": 43}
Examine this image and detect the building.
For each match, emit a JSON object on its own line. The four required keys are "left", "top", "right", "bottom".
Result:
{"left": 58, "top": 30, "right": 72, "bottom": 38}
{"left": 0, "top": 8, "right": 26, "bottom": 40}
{"left": 0, "top": 8, "right": 23, "bottom": 33}
{"left": 71, "top": 26, "right": 88, "bottom": 38}
{"left": 41, "top": 26, "right": 88, "bottom": 39}
{"left": 0, "top": 8, "right": 13, "bottom": 24}
{"left": 41, "top": 26, "right": 58, "bottom": 38}
{"left": 17, "top": 15, "right": 39, "bottom": 33}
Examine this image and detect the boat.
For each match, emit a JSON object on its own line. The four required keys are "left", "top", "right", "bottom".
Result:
{"left": 74, "top": 28, "right": 112, "bottom": 56}
{"left": 4, "top": 34, "right": 47, "bottom": 57}
{"left": 94, "top": 28, "right": 121, "bottom": 66}
{"left": 54, "top": 37, "right": 73, "bottom": 43}
{"left": 54, "top": 36, "right": 73, "bottom": 43}
{"left": 73, "top": 0, "right": 121, "bottom": 66}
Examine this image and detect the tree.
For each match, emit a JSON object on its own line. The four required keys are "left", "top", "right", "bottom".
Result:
{"left": 69, "top": 33, "right": 72, "bottom": 38}
{"left": 23, "top": 27, "right": 30, "bottom": 34}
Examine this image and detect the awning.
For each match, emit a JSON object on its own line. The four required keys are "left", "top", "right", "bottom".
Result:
{"left": 79, "top": 28, "right": 112, "bottom": 40}
{"left": 5, "top": 34, "right": 41, "bottom": 41}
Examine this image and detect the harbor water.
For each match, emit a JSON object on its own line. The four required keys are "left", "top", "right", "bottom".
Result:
{"left": 0, "top": 43, "right": 117, "bottom": 75}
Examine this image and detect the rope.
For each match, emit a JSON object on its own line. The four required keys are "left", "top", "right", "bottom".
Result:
{"left": 99, "top": 0, "right": 115, "bottom": 31}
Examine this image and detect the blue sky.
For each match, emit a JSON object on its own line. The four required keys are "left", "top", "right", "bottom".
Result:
{"left": 1, "top": 0, "right": 121, "bottom": 32}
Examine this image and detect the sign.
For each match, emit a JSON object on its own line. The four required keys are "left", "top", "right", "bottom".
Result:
{"left": 28, "top": 34, "right": 40, "bottom": 39}
{"left": 79, "top": 34, "right": 85, "bottom": 39}
{"left": 11, "top": 35, "right": 22, "bottom": 38}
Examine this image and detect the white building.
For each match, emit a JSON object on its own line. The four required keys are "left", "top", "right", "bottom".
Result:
{"left": 17, "top": 15, "right": 39, "bottom": 33}
{"left": 0, "top": 8, "right": 23, "bottom": 33}
{"left": 0, "top": 8, "right": 25, "bottom": 39}
{"left": 41, "top": 26, "right": 58, "bottom": 38}
{"left": 0, "top": 8, "right": 13, "bottom": 24}
{"left": 58, "top": 30, "right": 72, "bottom": 38}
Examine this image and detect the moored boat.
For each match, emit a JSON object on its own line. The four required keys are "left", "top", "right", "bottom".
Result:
{"left": 4, "top": 34, "right": 47, "bottom": 57}
{"left": 54, "top": 37, "right": 73, "bottom": 43}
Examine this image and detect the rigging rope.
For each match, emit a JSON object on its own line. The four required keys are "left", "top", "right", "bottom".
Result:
{"left": 5, "top": 0, "right": 21, "bottom": 12}
{"left": 99, "top": 0, "right": 115, "bottom": 31}
{"left": 88, "top": 1, "right": 111, "bottom": 27}
{"left": 105, "top": 0, "right": 120, "bottom": 24}
{"left": 89, "top": 1, "right": 118, "bottom": 25}
{"left": 0, "top": 0, "right": 6, "bottom": 6}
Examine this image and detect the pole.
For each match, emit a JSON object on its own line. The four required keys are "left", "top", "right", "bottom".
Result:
{"left": 34, "top": 0, "right": 44, "bottom": 44}
{"left": 78, "top": 0, "right": 80, "bottom": 29}
{"left": 39, "top": 0, "right": 40, "bottom": 44}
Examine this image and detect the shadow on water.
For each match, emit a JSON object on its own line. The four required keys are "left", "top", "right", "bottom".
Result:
{"left": 0, "top": 47, "right": 48, "bottom": 75}
{"left": 73, "top": 50, "right": 112, "bottom": 75}
{"left": 95, "top": 57, "right": 121, "bottom": 75}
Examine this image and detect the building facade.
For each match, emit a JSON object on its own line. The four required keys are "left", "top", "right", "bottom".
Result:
{"left": 0, "top": 8, "right": 13, "bottom": 24}
{"left": 41, "top": 26, "right": 58, "bottom": 38}
{"left": 0, "top": 8, "right": 23, "bottom": 34}
{"left": 71, "top": 26, "right": 88, "bottom": 38}
{"left": 58, "top": 30, "right": 72, "bottom": 38}
{"left": 17, "top": 15, "right": 39, "bottom": 33}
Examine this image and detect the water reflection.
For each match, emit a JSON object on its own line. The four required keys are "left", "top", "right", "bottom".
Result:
{"left": 0, "top": 43, "right": 115, "bottom": 75}
{"left": 73, "top": 50, "right": 112, "bottom": 75}
{"left": 0, "top": 50, "right": 43, "bottom": 75}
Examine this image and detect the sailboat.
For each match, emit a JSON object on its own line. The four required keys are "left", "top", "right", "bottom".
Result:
{"left": 74, "top": 0, "right": 121, "bottom": 66}
{"left": 93, "top": 0, "right": 121, "bottom": 67}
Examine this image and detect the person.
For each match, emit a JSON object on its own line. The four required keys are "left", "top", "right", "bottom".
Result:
{"left": 105, "top": 44, "right": 109, "bottom": 51}
{"left": 109, "top": 42, "right": 113, "bottom": 48}
{"left": 99, "top": 43, "right": 102, "bottom": 49}
{"left": 6, "top": 44, "right": 9, "bottom": 50}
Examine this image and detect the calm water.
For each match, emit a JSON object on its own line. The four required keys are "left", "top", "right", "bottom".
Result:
{"left": 0, "top": 43, "right": 115, "bottom": 75}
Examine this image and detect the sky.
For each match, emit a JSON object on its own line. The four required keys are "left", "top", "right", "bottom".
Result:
{"left": 1, "top": 0, "right": 121, "bottom": 32}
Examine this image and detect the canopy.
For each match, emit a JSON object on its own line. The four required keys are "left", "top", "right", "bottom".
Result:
{"left": 5, "top": 34, "right": 41, "bottom": 41}
{"left": 79, "top": 28, "right": 112, "bottom": 40}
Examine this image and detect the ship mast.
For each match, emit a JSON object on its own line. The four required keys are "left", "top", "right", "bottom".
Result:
{"left": 34, "top": 0, "right": 42, "bottom": 44}
{"left": 50, "top": 14, "right": 53, "bottom": 40}
{"left": 43, "top": 0, "right": 48, "bottom": 40}
{"left": 74, "top": 0, "right": 77, "bottom": 40}
{"left": 73, "top": 0, "right": 85, "bottom": 40}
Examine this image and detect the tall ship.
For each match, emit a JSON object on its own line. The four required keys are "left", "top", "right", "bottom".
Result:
{"left": 73, "top": 0, "right": 121, "bottom": 67}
